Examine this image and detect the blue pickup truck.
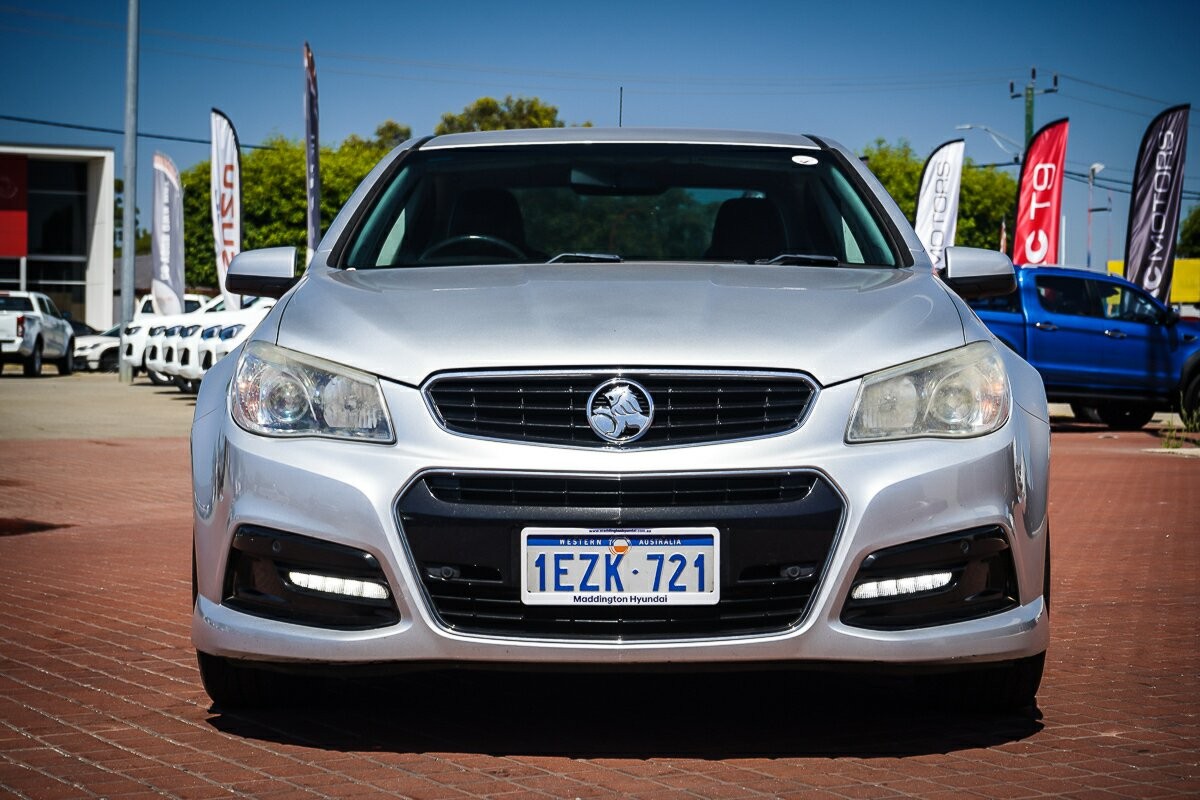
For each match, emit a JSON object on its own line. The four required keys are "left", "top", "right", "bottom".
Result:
{"left": 968, "top": 266, "right": 1200, "bottom": 429}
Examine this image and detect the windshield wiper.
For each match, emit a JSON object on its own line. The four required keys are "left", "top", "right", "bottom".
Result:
{"left": 759, "top": 253, "right": 840, "bottom": 267}
{"left": 546, "top": 252, "right": 623, "bottom": 264}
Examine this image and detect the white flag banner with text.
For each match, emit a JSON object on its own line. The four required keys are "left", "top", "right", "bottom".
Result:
{"left": 150, "top": 152, "right": 185, "bottom": 316}
{"left": 914, "top": 139, "right": 965, "bottom": 270}
{"left": 210, "top": 108, "right": 242, "bottom": 309}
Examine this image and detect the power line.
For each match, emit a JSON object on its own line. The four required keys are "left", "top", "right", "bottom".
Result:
{"left": 0, "top": 114, "right": 269, "bottom": 149}
{"left": 1058, "top": 72, "right": 1178, "bottom": 107}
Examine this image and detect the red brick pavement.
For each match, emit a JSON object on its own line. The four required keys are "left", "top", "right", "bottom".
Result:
{"left": 1, "top": 422, "right": 1198, "bottom": 799}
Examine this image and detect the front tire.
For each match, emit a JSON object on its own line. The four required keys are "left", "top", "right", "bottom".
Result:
{"left": 22, "top": 342, "right": 42, "bottom": 377}
{"left": 1183, "top": 375, "right": 1200, "bottom": 426}
{"left": 926, "top": 652, "right": 1045, "bottom": 713}
{"left": 196, "top": 652, "right": 288, "bottom": 709}
{"left": 55, "top": 338, "right": 74, "bottom": 375}
{"left": 147, "top": 369, "right": 172, "bottom": 386}
{"left": 1097, "top": 401, "right": 1156, "bottom": 430}
{"left": 1070, "top": 403, "right": 1100, "bottom": 423}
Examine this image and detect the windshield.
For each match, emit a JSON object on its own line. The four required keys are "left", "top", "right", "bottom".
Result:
{"left": 343, "top": 144, "right": 898, "bottom": 269}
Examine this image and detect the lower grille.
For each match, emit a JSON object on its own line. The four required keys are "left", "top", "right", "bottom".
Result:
{"left": 397, "top": 471, "right": 843, "bottom": 640}
{"left": 424, "top": 472, "right": 815, "bottom": 508}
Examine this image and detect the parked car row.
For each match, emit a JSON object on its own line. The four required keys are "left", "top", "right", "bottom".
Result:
{"left": 118, "top": 293, "right": 274, "bottom": 393}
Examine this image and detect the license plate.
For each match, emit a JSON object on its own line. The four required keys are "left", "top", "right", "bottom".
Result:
{"left": 520, "top": 527, "right": 720, "bottom": 606}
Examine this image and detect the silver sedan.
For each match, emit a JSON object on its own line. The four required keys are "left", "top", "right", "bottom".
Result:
{"left": 191, "top": 128, "right": 1050, "bottom": 711}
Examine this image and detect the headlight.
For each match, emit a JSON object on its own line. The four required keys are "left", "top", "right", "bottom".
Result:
{"left": 149, "top": 326, "right": 165, "bottom": 336}
{"left": 166, "top": 326, "right": 182, "bottom": 336}
{"left": 183, "top": 324, "right": 202, "bottom": 337}
{"left": 219, "top": 324, "right": 245, "bottom": 341}
{"left": 201, "top": 325, "right": 222, "bottom": 340}
{"left": 124, "top": 325, "right": 141, "bottom": 335}
{"left": 231, "top": 340, "right": 394, "bottom": 443}
{"left": 847, "top": 341, "right": 1010, "bottom": 442}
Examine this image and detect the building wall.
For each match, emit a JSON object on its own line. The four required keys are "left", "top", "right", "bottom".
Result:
{"left": 0, "top": 144, "right": 115, "bottom": 330}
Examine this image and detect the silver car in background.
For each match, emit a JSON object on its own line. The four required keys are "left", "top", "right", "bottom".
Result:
{"left": 191, "top": 128, "right": 1050, "bottom": 711}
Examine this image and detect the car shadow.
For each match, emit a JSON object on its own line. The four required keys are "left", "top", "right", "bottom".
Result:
{"left": 204, "top": 669, "right": 1042, "bottom": 758}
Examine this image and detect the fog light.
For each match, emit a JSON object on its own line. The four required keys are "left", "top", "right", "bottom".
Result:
{"left": 851, "top": 571, "right": 952, "bottom": 601}
{"left": 288, "top": 571, "right": 390, "bottom": 600}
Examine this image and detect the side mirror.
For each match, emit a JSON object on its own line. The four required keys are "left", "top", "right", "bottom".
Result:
{"left": 225, "top": 247, "right": 299, "bottom": 299}
{"left": 941, "top": 247, "right": 1016, "bottom": 300}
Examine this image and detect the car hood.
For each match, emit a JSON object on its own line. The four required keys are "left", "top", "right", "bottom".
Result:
{"left": 273, "top": 263, "right": 966, "bottom": 387}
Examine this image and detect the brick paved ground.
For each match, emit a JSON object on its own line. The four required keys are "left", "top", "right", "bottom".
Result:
{"left": 1, "top": 375, "right": 1198, "bottom": 799}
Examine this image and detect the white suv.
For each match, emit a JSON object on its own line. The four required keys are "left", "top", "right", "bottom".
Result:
{"left": 120, "top": 293, "right": 211, "bottom": 383}
{"left": 167, "top": 299, "right": 276, "bottom": 392}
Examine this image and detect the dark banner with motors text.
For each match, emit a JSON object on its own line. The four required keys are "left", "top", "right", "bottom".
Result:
{"left": 1125, "top": 105, "right": 1190, "bottom": 303}
{"left": 304, "top": 42, "right": 321, "bottom": 265}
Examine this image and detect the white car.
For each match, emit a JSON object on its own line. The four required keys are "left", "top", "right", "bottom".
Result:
{"left": 144, "top": 297, "right": 236, "bottom": 381}
{"left": 120, "top": 293, "right": 211, "bottom": 383}
{"left": 172, "top": 300, "right": 276, "bottom": 393}
{"left": 73, "top": 325, "right": 122, "bottom": 372}
{"left": 0, "top": 290, "right": 74, "bottom": 376}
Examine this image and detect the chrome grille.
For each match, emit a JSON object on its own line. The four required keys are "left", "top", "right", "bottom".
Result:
{"left": 425, "top": 371, "right": 815, "bottom": 447}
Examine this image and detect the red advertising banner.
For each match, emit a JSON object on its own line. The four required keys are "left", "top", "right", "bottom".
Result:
{"left": 1013, "top": 118, "right": 1069, "bottom": 266}
{"left": 0, "top": 155, "right": 28, "bottom": 257}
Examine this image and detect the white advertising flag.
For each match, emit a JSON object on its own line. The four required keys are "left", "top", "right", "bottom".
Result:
{"left": 150, "top": 152, "right": 185, "bottom": 316}
{"left": 210, "top": 108, "right": 242, "bottom": 309}
{"left": 914, "top": 139, "right": 965, "bottom": 270}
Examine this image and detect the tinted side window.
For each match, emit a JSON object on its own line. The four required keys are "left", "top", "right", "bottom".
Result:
{"left": 1035, "top": 276, "right": 1095, "bottom": 317}
{"left": 0, "top": 296, "right": 35, "bottom": 312}
{"left": 1093, "top": 281, "right": 1163, "bottom": 324}
{"left": 968, "top": 289, "right": 1022, "bottom": 313}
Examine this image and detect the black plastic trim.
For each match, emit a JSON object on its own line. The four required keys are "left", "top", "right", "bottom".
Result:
{"left": 842, "top": 526, "right": 1019, "bottom": 630}
{"left": 223, "top": 525, "right": 400, "bottom": 630}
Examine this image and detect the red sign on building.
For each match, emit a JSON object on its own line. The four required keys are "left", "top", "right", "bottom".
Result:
{"left": 0, "top": 155, "right": 28, "bottom": 257}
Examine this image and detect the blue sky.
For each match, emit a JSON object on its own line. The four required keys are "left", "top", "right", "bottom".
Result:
{"left": 2, "top": 0, "right": 1198, "bottom": 268}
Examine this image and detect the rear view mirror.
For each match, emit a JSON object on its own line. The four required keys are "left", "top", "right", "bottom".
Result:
{"left": 941, "top": 247, "right": 1016, "bottom": 300}
{"left": 226, "top": 247, "right": 299, "bottom": 299}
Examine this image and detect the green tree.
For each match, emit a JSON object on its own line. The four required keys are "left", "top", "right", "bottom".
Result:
{"left": 1179, "top": 204, "right": 1200, "bottom": 258}
{"left": 180, "top": 125, "right": 401, "bottom": 288}
{"left": 861, "top": 139, "right": 1018, "bottom": 254}
{"left": 373, "top": 119, "right": 412, "bottom": 149}
{"left": 435, "top": 95, "right": 577, "bottom": 134}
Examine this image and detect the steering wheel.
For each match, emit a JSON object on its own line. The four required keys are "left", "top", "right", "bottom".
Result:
{"left": 419, "top": 234, "right": 525, "bottom": 261}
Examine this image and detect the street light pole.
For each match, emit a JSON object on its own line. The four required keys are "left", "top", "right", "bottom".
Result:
{"left": 955, "top": 123, "right": 1023, "bottom": 163}
{"left": 1087, "top": 162, "right": 1105, "bottom": 270}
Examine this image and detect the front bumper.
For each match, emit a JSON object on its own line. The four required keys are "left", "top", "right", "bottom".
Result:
{"left": 192, "top": 363, "right": 1050, "bottom": 670}
{"left": 176, "top": 338, "right": 207, "bottom": 380}
{"left": 119, "top": 330, "right": 148, "bottom": 372}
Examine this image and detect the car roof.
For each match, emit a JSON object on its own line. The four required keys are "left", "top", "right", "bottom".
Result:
{"left": 422, "top": 127, "right": 823, "bottom": 151}
{"left": 1018, "top": 265, "right": 1132, "bottom": 282}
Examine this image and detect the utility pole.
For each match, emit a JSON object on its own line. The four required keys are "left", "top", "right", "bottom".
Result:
{"left": 119, "top": 0, "right": 139, "bottom": 384}
{"left": 1009, "top": 67, "right": 1058, "bottom": 147}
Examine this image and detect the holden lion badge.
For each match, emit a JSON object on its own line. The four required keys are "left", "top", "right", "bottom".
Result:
{"left": 587, "top": 379, "right": 654, "bottom": 444}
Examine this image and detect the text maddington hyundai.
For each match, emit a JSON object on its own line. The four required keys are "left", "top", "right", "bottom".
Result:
{"left": 191, "top": 128, "right": 1050, "bottom": 710}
